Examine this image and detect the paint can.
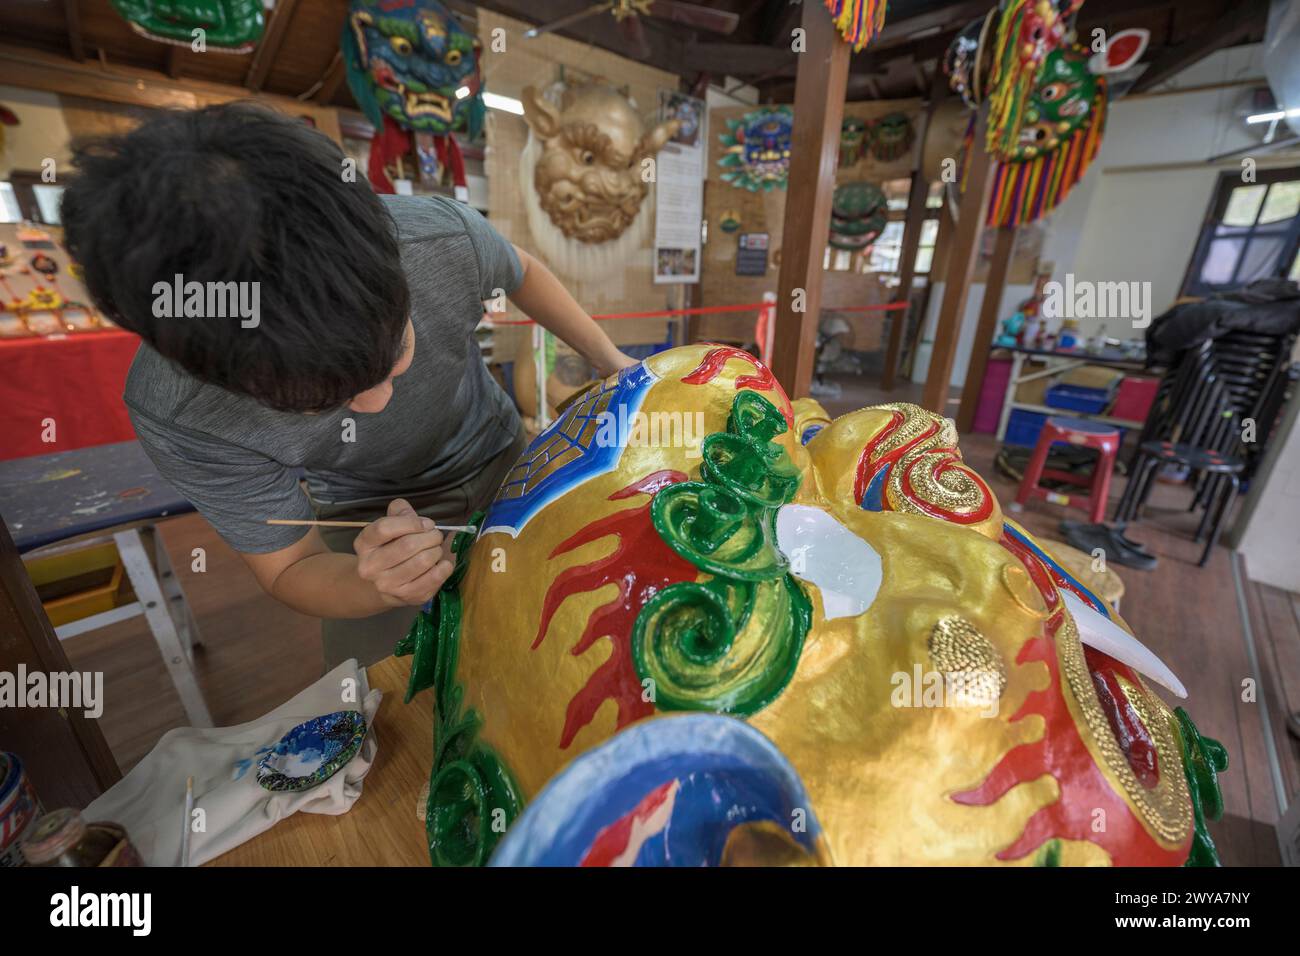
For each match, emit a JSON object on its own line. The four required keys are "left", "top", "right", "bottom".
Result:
{"left": 0, "top": 752, "right": 43, "bottom": 867}
{"left": 20, "top": 808, "right": 142, "bottom": 868}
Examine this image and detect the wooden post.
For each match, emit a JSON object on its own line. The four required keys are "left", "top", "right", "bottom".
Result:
{"left": 955, "top": 224, "right": 1017, "bottom": 432}
{"left": 921, "top": 108, "right": 997, "bottom": 414}
{"left": 882, "top": 167, "right": 930, "bottom": 391}
{"left": 883, "top": 71, "right": 947, "bottom": 392}
{"left": 771, "top": 4, "right": 851, "bottom": 400}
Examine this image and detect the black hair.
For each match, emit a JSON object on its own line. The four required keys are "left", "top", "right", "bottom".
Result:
{"left": 62, "top": 103, "right": 410, "bottom": 412}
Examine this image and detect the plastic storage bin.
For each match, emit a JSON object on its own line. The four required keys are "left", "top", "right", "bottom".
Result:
{"left": 1044, "top": 383, "right": 1112, "bottom": 414}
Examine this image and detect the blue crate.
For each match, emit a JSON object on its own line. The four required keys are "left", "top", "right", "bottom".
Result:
{"left": 1004, "top": 410, "right": 1048, "bottom": 447}
{"left": 1044, "top": 383, "right": 1112, "bottom": 414}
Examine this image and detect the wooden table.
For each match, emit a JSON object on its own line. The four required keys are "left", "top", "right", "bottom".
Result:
{"left": 208, "top": 656, "right": 435, "bottom": 866}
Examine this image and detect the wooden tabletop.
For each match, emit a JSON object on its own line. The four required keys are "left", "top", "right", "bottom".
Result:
{"left": 207, "top": 655, "right": 434, "bottom": 866}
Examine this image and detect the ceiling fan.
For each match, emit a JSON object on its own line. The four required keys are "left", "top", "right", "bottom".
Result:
{"left": 522, "top": 1, "right": 740, "bottom": 59}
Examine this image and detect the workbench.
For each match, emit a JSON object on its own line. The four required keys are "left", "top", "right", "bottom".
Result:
{"left": 208, "top": 656, "right": 433, "bottom": 866}
{"left": 993, "top": 345, "right": 1151, "bottom": 442}
{"left": 0, "top": 440, "right": 212, "bottom": 726}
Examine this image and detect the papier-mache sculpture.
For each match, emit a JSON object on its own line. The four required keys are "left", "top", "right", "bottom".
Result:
{"left": 397, "top": 344, "right": 1227, "bottom": 867}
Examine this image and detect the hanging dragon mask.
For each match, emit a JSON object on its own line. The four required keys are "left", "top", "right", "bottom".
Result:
{"left": 399, "top": 344, "right": 1227, "bottom": 867}
{"left": 342, "top": 0, "right": 484, "bottom": 193}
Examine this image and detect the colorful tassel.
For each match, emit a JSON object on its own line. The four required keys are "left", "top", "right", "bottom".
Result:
{"left": 823, "top": 0, "right": 888, "bottom": 53}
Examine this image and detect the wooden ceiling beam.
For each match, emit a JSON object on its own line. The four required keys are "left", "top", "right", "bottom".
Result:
{"left": 1131, "top": 0, "right": 1268, "bottom": 93}
{"left": 64, "top": 0, "right": 85, "bottom": 62}
{"left": 245, "top": 0, "right": 299, "bottom": 92}
{"left": 314, "top": 52, "right": 347, "bottom": 105}
{"left": 0, "top": 43, "right": 343, "bottom": 142}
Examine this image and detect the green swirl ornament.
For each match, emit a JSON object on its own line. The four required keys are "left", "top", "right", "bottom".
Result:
{"left": 652, "top": 481, "right": 785, "bottom": 581}
{"left": 1173, "top": 706, "right": 1228, "bottom": 867}
{"left": 632, "top": 576, "right": 810, "bottom": 715}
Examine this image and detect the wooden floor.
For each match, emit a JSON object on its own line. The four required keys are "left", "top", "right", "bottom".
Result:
{"left": 55, "top": 370, "right": 1297, "bottom": 866}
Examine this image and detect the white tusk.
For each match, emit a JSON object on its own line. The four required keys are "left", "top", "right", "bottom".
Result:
{"left": 775, "top": 504, "right": 881, "bottom": 620}
{"left": 1061, "top": 591, "right": 1187, "bottom": 699}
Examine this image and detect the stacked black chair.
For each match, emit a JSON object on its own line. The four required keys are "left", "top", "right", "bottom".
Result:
{"left": 1113, "top": 330, "right": 1297, "bottom": 566}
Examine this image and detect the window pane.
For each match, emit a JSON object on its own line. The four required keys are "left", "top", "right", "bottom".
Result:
{"left": 1259, "top": 180, "right": 1300, "bottom": 225}
{"left": 1200, "top": 238, "right": 1244, "bottom": 284}
{"left": 868, "top": 220, "right": 904, "bottom": 272}
{"left": 1223, "top": 185, "right": 1267, "bottom": 226}
{"left": 1237, "top": 235, "right": 1286, "bottom": 282}
{"left": 920, "top": 218, "right": 939, "bottom": 245}
{"left": 916, "top": 247, "right": 934, "bottom": 274}
{"left": 33, "top": 185, "right": 64, "bottom": 225}
{"left": 0, "top": 183, "right": 19, "bottom": 223}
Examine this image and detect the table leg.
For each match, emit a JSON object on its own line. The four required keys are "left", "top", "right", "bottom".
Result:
{"left": 144, "top": 524, "right": 203, "bottom": 656}
{"left": 114, "top": 527, "right": 214, "bottom": 728}
{"left": 996, "top": 352, "right": 1023, "bottom": 441}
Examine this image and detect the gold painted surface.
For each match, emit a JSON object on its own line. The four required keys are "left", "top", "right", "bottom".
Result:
{"left": 452, "top": 344, "right": 1193, "bottom": 865}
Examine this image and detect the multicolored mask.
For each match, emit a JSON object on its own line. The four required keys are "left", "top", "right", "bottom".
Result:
{"left": 521, "top": 83, "right": 678, "bottom": 244}
{"left": 839, "top": 117, "right": 868, "bottom": 169}
{"left": 399, "top": 344, "right": 1227, "bottom": 867}
{"left": 110, "top": 0, "right": 264, "bottom": 52}
{"left": 985, "top": 0, "right": 1083, "bottom": 158}
{"left": 719, "top": 107, "right": 794, "bottom": 192}
{"left": 979, "top": 32, "right": 1148, "bottom": 227}
{"left": 869, "top": 112, "right": 915, "bottom": 162}
{"left": 342, "top": 0, "right": 484, "bottom": 192}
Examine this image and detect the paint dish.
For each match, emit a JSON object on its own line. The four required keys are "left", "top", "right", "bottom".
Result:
{"left": 256, "top": 711, "right": 367, "bottom": 793}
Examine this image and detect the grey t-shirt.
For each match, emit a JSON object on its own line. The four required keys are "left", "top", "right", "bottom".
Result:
{"left": 124, "top": 195, "right": 523, "bottom": 554}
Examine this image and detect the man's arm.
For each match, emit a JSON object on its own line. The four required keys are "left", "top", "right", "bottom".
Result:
{"left": 241, "top": 498, "right": 453, "bottom": 618}
{"left": 509, "top": 245, "right": 639, "bottom": 378}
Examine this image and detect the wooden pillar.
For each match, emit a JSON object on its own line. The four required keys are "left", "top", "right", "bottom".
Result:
{"left": 771, "top": 4, "right": 851, "bottom": 400}
{"left": 882, "top": 167, "right": 930, "bottom": 391}
{"left": 883, "top": 71, "right": 946, "bottom": 392}
{"left": 955, "top": 224, "right": 1017, "bottom": 432}
{"left": 921, "top": 108, "right": 997, "bottom": 414}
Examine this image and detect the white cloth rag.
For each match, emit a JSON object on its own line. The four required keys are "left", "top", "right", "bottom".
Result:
{"left": 84, "top": 659, "right": 382, "bottom": 866}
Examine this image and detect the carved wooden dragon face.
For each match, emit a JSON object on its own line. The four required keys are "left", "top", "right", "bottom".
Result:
{"left": 521, "top": 83, "right": 678, "bottom": 244}
{"left": 400, "top": 345, "right": 1226, "bottom": 867}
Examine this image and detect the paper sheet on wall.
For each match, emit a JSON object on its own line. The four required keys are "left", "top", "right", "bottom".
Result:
{"left": 654, "top": 91, "right": 705, "bottom": 285}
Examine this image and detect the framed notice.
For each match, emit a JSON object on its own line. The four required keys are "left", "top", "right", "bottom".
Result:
{"left": 735, "top": 232, "right": 769, "bottom": 276}
{"left": 654, "top": 91, "right": 706, "bottom": 285}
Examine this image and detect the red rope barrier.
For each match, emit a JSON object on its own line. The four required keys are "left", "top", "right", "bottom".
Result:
{"left": 484, "top": 300, "right": 906, "bottom": 326}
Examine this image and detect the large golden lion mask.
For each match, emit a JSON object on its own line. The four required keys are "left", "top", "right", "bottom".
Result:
{"left": 398, "top": 345, "right": 1227, "bottom": 867}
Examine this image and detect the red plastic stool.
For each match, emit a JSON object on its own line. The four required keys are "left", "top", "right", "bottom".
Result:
{"left": 1014, "top": 416, "right": 1121, "bottom": 523}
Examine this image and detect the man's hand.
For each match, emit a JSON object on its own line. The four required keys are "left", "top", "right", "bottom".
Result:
{"left": 353, "top": 498, "right": 454, "bottom": 608}
{"left": 595, "top": 349, "right": 640, "bottom": 378}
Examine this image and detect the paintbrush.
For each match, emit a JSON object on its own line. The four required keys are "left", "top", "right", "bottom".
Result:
{"left": 266, "top": 519, "right": 478, "bottom": 533}
{"left": 180, "top": 775, "right": 194, "bottom": 867}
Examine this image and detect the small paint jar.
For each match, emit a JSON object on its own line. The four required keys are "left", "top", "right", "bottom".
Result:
{"left": 0, "top": 752, "right": 44, "bottom": 867}
{"left": 21, "top": 808, "right": 142, "bottom": 868}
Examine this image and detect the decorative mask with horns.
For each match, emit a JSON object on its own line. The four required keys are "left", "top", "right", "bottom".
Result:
{"left": 521, "top": 83, "right": 679, "bottom": 244}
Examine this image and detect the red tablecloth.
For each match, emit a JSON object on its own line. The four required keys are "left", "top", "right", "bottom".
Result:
{"left": 0, "top": 330, "right": 141, "bottom": 461}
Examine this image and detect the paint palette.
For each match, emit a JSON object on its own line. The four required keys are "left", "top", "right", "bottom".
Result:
{"left": 256, "top": 710, "right": 367, "bottom": 793}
